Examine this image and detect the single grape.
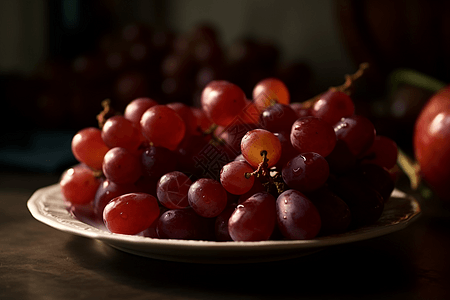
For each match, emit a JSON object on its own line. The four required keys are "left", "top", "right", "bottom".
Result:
{"left": 359, "top": 135, "right": 398, "bottom": 169}
{"left": 252, "top": 78, "right": 290, "bottom": 112}
{"left": 140, "top": 105, "right": 186, "bottom": 151}
{"left": 215, "top": 203, "right": 237, "bottom": 241}
{"left": 141, "top": 146, "right": 177, "bottom": 180}
{"left": 241, "top": 129, "right": 282, "bottom": 168}
{"left": 201, "top": 80, "right": 247, "bottom": 127}
{"left": 124, "top": 97, "right": 158, "bottom": 126}
{"left": 290, "top": 116, "right": 336, "bottom": 157}
{"left": 282, "top": 153, "right": 329, "bottom": 193}
{"left": 311, "top": 89, "right": 355, "bottom": 125}
{"left": 334, "top": 115, "right": 376, "bottom": 157}
{"left": 188, "top": 178, "right": 228, "bottom": 218}
{"left": 220, "top": 161, "right": 255, "bottom": 195}
{"left": 102, "top": 147, "right": 142, "bottom": 184}
{"left": 259, "top": 103, "right": 298, "bottom": 133}
{"left": 60, "top": 165, "right": 101, "bottom": 205}
{"left": 101, "top": 115, "right": 141, "bottom": 151}
{"left": 156, "top": 207, "right": 215, "bottom": 240}
{"left": 71, "top": 127, "right": 110, "bottom": 171}
{"left": 306, "top": 188, "right": 352, "bottom": 236}
{"left": 228, "top": 192, "right": 276, "bottom": 241}
{"left": 276, "top": 189, "right": 321, "bottom": 240}
{"left": 156, "top": 171, "right": 192, "bottom": 209}
{"left": 103, "top": 193, "right": 160, "bottom": 235}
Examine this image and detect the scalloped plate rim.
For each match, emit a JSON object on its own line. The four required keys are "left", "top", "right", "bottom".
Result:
{"left": 27, "top": 184, "right": 421, "bottom": 262}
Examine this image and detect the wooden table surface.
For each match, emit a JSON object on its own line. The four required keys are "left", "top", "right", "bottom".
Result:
{"left": 1, "top": 170, "right": 450, "bottom": 300}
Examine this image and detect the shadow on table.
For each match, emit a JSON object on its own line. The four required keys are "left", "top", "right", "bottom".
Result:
{"left": 65, "top": 234, "right": 416, "bottom": 298}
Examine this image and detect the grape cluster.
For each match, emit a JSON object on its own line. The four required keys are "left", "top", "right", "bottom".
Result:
{"left": 60, "top": 71, "right": 398, "bottom": 242}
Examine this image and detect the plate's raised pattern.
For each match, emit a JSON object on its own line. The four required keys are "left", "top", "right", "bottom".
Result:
{"left": 27, "top": 184, "right": 421, "bottom": 263}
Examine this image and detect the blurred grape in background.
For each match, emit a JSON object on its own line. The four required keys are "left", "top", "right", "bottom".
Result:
{"left": 1, "top": 0, "right": 449, "bottom": 172}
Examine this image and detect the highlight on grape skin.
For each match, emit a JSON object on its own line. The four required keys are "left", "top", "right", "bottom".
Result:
{"left": 240, "top": 129, "right": 282, "bottom": 168}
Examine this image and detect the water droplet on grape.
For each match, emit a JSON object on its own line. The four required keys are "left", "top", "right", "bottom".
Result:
{"left": 120, "top": 212, "right": 128, "bottom": 219}
{"left": 283, "top": 215, "right": 287, "bottom": 219}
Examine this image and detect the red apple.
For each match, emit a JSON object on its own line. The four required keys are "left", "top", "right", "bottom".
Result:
{"left": 414, "top": 85, "right": 450, "bottom": 201}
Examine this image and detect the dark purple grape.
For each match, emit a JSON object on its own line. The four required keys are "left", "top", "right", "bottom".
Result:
{"left": 156, "top": 171, "right": 192, "bottom": 209}
{"left": 276, "top": 189, "right": 321, "bottom": 240}
{"left": 327, "top": 175, "right": 384, "bottom": 227}
{"left": 325, "top": 139, "right": 357, "bottom": 174}
{"left": 334, "top": 115, "right": 376, "bottom": 157}
{"left": 348, "top": 164, "right": 395, "bottom": 203}
{"left": 274, "top": 131, "right": 300, "bottom": 171}
{"left": 215, "top": 203, "right": 237, "bottom": 241}
{"left": 228, "top": 192, "right": 276, "bottom": 241}
{"left": 306, "top": 188, "right": 352, "bottom": 236}
{"left": 282, "top": 153, "right": 329, "bottom": 192}
{"left": 290, "top": 116, "right": 336, "bottom": 157}
{"left": 141, "top": 146, "right": 177, "bottom": 179}
{"left": 188, "top": 178, "right": 228, "bottom": 218}
{"left": 259, "top": 103, "right": 298, "bottom": 133}
{"left": 156, "top": 207, "right": 215, "bottom": 240}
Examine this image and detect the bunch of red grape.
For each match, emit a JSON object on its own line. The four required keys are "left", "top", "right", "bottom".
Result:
{"left": 60, "top": 71, "right": 398, "bottom": 242}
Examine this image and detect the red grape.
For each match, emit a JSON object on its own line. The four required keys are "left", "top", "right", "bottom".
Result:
{"left": 311, "top": 89, "right": 355, "bottom": 125}
{"left": 72, "top": 127, "right": 110, "bottom": 171}
{"left": 124, "top": 97, "right": 158, "bottom": 126}
{"left": 156, "top": 171, "right": 192, "bottom": 209}
{"left": 101, "top": 115, "right": 141, "bottom": 151}
{"left": 60, "top": 165, "right": 101, "bottom": 205}
{"left": 102, "top": 147, "right": 142, "bottom": 184}
{"left": 259, "top": 103, "right": 298, "bottom": 133}
{"left": 241, "top": 129, "right": 281, "bottom": 168}
{"left": 334, "top": 115, "right": 376, "bottom": 157}
{"left": 140, "top": 105, "right": 186, "bottom": 151}
{"left": 282, "top": 153, "right": 329, "bottom": 193}
{"left": 228, "top": 192, "right": 276, "bottom": 241}
{"left": 276, "top": 189, "right": 321, "bottom": 240}
{"left": 201, "top": 80, "right": 247, "bottom": 126}
{"left": 290, "top": 116, "right": 336, "bottom": 157}
{"left": 188, "top": 178, "right": 228, "bottom": 218}
{"left": 220, "top": 161, "right": 255, "bottom": 195}
{"left": 103, "top": 193, "right": 160, "bottom": 235}
{"left": 360, "top": 135, "right": 398, "bottom": 169}
{"left": 166, "top": 102, "right": 198, "bottom": 136}
{"left": 93, "top": 179, "right": 140, "bottom": 220}
{"left": 252, "top": 78, "right": 290, "bottom": 112}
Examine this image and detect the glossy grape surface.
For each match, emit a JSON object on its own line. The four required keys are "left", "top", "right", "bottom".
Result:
{"left": 103, "top": 193, "right": 160, "bottom": 235}
{"left": 228, "top": 192, "right": 276, "bottom": 241}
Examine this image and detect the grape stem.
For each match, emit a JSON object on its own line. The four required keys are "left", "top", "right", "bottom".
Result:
{"left": 97, "top": 99, "right": 118, "bottom": 129}
{"left": 244, "top": 151, "right": 286, "bottom": 196}
{"left": 302, "top": 62, "right": 369, "bottom": 108}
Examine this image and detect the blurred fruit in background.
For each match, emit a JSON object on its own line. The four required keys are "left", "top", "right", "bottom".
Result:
{"left": 3, "top": 21, "right": 313, "bottom": 131}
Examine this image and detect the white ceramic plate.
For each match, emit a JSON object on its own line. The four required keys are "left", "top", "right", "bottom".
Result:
{"left": 27, "top": 184, "right": 421, "bottom": 264}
